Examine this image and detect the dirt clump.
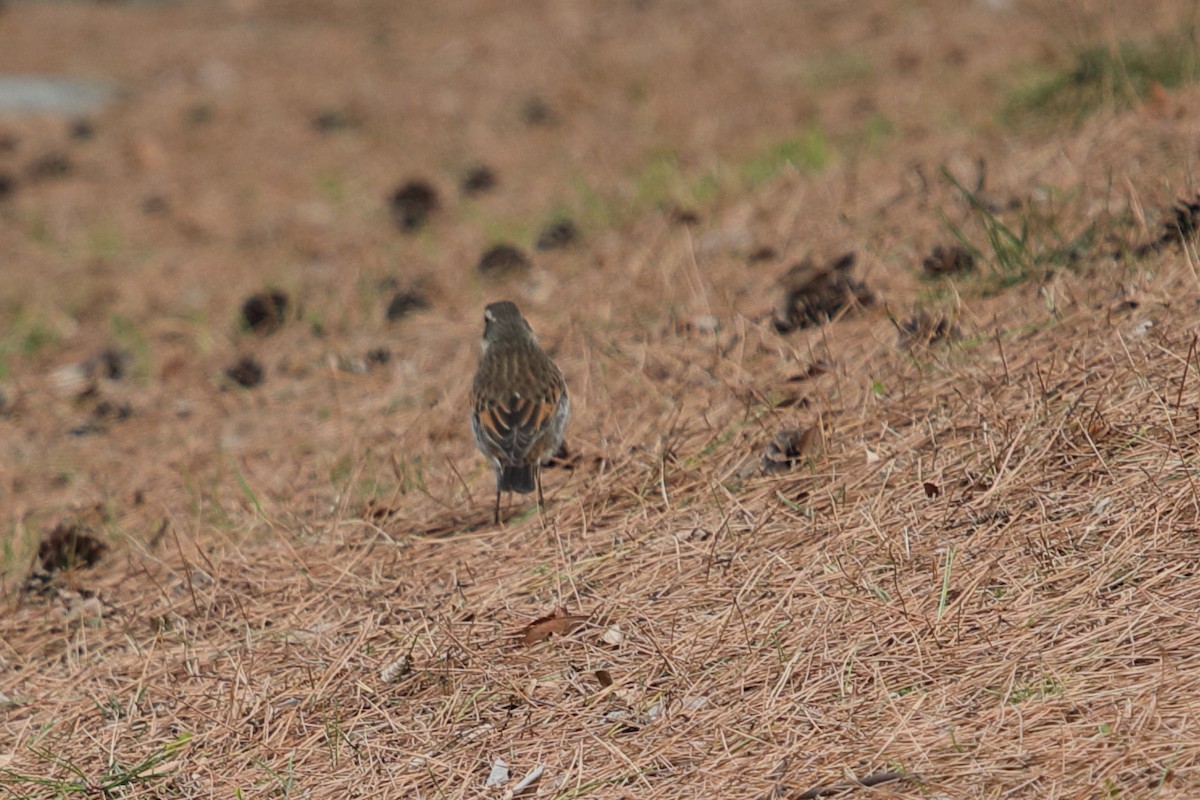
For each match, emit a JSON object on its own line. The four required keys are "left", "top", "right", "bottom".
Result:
{"left": 478, "top": 244, "right": 532, "bottom": 279}
{"left": 36, "top": 520, "right": 108, "bottom": 573}
{"left": 520, "top": 96, "right": 554, "bottom": 126}
{"left": 311, "top": 108, "right": 357, "bottom": 133}
{"left": 84, "top": 347, "right": 133, "bottom": 381}
{"left": 225, "top": 356, "right": 265, "bottom": 388}
{"left": 897, "top": 310, "right": 961, "bottom": 347}
{"left": 535, "top": 219, "right": 579, "bottom": 250}
{"left": 922, "top": 244, "right": 976, "bottom": 276}
{"left": 460, "top": 164, "right": 497, "bottom": 195}
{"left": 1132, "top": 192, "right": 1200, "bottom": 257}
{"left": 27, "top": 152, "right": 72, "bottom": 181}
{"left": 666, "top": 206, "right": 700, "bottom": 226}
{"left": 241, "top": 291, "right": 290, "bottom": 334}
{"left": 385, "top": 291, "right": 430, "bottom": 321}
{"left": 389, "top": 180, "right": 439, "bottom": 232}
{"left": 69, "top": 118, "right": 96, "bottom": 140}
{"left": 747, "top": 245, "right": 778, "bottom": 263}
{"left": 772, "top": 252, "right": 873, "bottom": 333}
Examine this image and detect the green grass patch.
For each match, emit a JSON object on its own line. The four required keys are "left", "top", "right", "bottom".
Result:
{"left": 1003, "top": 30, "right": 1199, "bottom": 126}
{"left": 801, "top": 51, "right": 874, "bottom": 89}
{"left": 85, "top": 222, "right": 125, "bottom": 262}
{"left": 108, "top": 313, "right": 152, "bottom": 383}
{"left": 743, "top": 128, "right": 829, "bottom": 186}
{"left": 0, "top": 308, "right": 61, "bottom": 377}
{"left": 634, "top": 151, "right": 688, "bottom": 210}
{"left": 941, "top": 168, "right": 1096, "bottom": 293}
{"left": 857, "top": 113, "right": 896, "bottom": 153}
{"left": 1007, "top": 675, "right": 1064, "bottom": 704}
{"left": 0, "top": 733, "right": 191, "bottom": 797}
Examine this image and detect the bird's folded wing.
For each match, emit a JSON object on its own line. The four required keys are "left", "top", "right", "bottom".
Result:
{"left": 476, "top": 391, "right": 559, "bottom": 459}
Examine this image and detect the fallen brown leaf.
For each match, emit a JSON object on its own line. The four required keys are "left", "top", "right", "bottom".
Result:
{"left": 520, "top": 611, "right": 589, "bottom": 646}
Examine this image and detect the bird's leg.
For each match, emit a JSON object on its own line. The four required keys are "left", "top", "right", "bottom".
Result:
{"left": 536, "top": 468, "right": 546, "bottom": 510}
{"left": 493, "top": 487, "right": 501, "bottom": 525}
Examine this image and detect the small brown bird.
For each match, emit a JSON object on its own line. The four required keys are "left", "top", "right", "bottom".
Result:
{"left": 470, "top": 301, "right": 569, "bottom": 523}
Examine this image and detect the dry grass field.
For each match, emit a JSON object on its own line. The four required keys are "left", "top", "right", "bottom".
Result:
{"left": 3, "top": 0, "right": 1200, "bottom": 797}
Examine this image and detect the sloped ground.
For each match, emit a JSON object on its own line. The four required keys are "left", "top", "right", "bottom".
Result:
{"left": 3, "top": 0, "right": 1200, "bottom": 797}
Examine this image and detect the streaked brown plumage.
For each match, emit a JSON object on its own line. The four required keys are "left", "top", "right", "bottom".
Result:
{"left": 470, "top": 301, "right": 569, "bottom": 523}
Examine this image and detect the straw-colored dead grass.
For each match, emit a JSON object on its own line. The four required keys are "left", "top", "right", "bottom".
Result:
{"left": 4, "top": 0, "right": 1200, "bottom": 797}
{"left": 6, "top": 232, "right": 1200, "bottom": 798}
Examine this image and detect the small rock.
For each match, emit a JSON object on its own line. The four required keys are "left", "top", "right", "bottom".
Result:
{"left": 379, "top": 655, "right": 412, "bottom": 683}
{"left": 50, "top": 363, "right": 91, "bottom": 397}
{"left": 477, "top": 244, "right": 532, "bottom": 279}
{"left": 1130, "top": 319, "right": 1154, "bottom": 338}
{"left": 63, "top": 594, "right": 106, "bottom": 622}
{"left": 535, "top": 219, "right": 579, "bottom": 251}
{"left": 389, "top": 180, "right": 439, "bottom": 232}
{"left": 601, "top": 625, "right": 624, "bottom": 646}
{"left": 691, "top": 314, "right": 720, "bottom": 335}
{"left": 485, "top": 758, "right": 509, "bottom": 788}
{"left": 225, "top": 356, "right": 264, "bottom": 388}
{"left": 241, "top": 291, "right": 289, "bottom": 334}
{"left": 189, "top": 568, "right": 214, "bottom": 588}
{"left": 385, "top": 291, "right": 429, "bottom": 321}
{"left": 460, "top": 164, "right": 496, "bottom": 195}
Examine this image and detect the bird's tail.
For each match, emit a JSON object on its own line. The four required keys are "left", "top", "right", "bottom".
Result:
{"left": 498, "top": 465, "right": 536, "bottom": 494}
